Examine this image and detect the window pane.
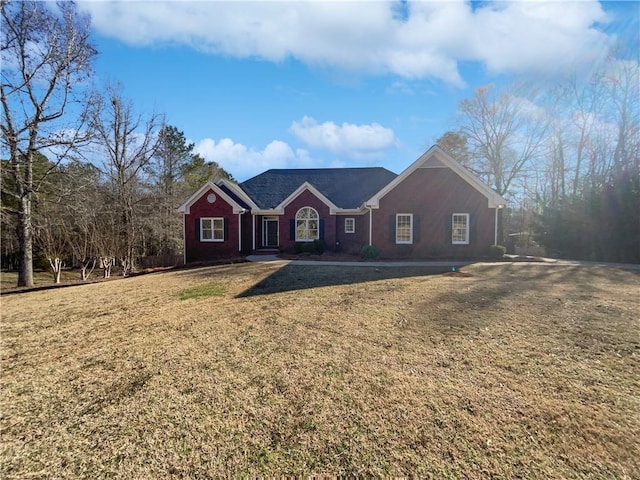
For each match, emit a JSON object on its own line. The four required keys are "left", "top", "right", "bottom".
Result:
{"left": 452, "top": 214, "right": 468, "bottom": 243}
{"left": 201, "top": 218, "right": 212, "bottom": 240}
{"left": 396, "top": 214, "right": 412, "bottom": 243}
{"left": 296, "top": 220, "right": 307, "bottom": 240}
{"left": 213, "top": 219, "right": 224, "bottom": 240}
{"left": 345, "top": 218, "right": 355, "bottom": 233}
{"left": 296, "top": 208, "right": 319, "bottom": 241}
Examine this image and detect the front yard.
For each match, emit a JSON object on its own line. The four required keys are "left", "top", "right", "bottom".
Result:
{"left": 1, "top": 262, "right": 638, "bottom": 478}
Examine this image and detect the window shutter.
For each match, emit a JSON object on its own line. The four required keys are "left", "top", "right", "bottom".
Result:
{"left": 390, "top": 215, "right": 396, "bottom": 243}
{"left": 224, "top": 218, "right": 229, "bottom": 241}
{"left": 445, "top": 214, "right": 452, "bottom": 244}
{"left": 319, "top": 219, "right": 325, "bottom": 240}
{"left": 413, "top": 215, "right": 420, "bottom": 243}
{"left": 195, "top": 218, "right": 201, "bottom": 241}
{"left": 289, "top": 219, "right": 295, "bottom": 240}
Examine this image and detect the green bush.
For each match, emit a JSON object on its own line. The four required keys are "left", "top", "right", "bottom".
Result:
{"left": 295, "top": 240, "right": 326, "bottom": 255}
{"left": 488, "top": 244, "right": 507, "bottom": 259}
{"left": 361, "top": 244, "right": 380, "bottom": 259}
{"left": 313, "top": 239, "right": 327, "bottom": 254}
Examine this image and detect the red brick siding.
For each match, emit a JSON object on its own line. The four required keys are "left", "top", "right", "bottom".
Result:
{"left": 335, "top": 214, "right": 369, "bottom": 255}
{"left": 184, "top": 189, "right": 240, "bottom": 262}
{"left": 372, "top": 168, "right": 495, "bottom": 258}
{"left": 280, "top": 189, "right": 337, "bottom": 252}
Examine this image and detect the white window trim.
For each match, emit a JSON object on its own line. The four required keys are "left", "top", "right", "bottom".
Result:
{"left": 295, "top": 207, "right": 320, "bottom": 242}
{"left": 201, "top": 217, "right": 224, "bottom": 242}
{"left": 396, "top": 213, "right": 413, "bottom": 244}
{"left": 452, "top": 213, "right": 470, "bottom": 245}
{"left": 345, "top": 217, "right": 355, "bottom": 234}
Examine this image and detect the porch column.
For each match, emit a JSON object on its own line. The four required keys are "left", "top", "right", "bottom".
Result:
{"left": 494, "top": 206, "right": 500, "bottom": 245}
{"left": 252, "top": 214, "right": 256, "bottom": 251}
{"left": 238, "top": 213, "right": 242, "bottom": 252}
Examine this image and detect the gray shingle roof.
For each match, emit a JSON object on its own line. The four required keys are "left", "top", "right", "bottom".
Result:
{"left": 240, "top": 167, "right": 398, "bottom": 210}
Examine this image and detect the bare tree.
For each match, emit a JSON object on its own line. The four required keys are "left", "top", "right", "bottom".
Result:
{"left": 33, "top": 197, "right": 68, "bottom": 284}
{"left": 605, "top": 59, "right": 639, "bottom": 179}
{"left": 457, "top": 84, "right": 549, "bottom": 197}
{"left": 436, "top": 131, "right": 470, "bottom": 165}
{"left": 1, "top": 0, "right": 96, "bottom": 287}
{"left": 61, "top": 161, "right": 101, "bottom": 280}
{"left": 89, "top": 85, "right": 162, "bottom": 276}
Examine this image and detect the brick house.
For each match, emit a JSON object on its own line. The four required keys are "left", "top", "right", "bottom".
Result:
{"left": 178, "top": 145, "right": 506, "bottom": 262}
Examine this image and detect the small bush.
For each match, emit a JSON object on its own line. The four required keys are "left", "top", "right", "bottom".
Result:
{"left": 295, "top": 242, "right": 314, "bottom": 254}
{"left": 361, "top": 245, "right": 380, "bottom": 259}
{"left": 313, "top": 239, "right": 327, "bottom": 254}
{"left": 488, "top": 244, "right": 507, "bottom": 259}
{"left": 295, "top": 240, "right": 326, "bottom": 255}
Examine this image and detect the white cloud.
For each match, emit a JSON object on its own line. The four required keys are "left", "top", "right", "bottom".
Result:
{"left": 289, "top": 116, "right": 398, "bottom": 159}
{"left": 79, "top": 1, "right": 613, "bottom": 85}
{"left": 194, "top": 138, "right": 313, "bottom": 181}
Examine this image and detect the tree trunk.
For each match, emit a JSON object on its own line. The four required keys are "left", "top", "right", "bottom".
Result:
{"left": 80, "top": 258, "right": 96, "bottom": 281}
{"left": 101, "top": 256, "right": 113, "bottom": 278}
{"left": 17, "top": 196, "right": 34, "bottom": 287}
{"left": 49, "top": 257, "right": 62, "bottom": 284}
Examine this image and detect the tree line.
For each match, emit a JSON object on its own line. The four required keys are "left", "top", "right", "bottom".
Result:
{"left": 2, "top": 1, "right": 638, "bottom": 288}
{"left": 1, "top": 1, "right": 231, "bottom": 287}
{"left": 437, "top": 54, "right": 639, "bottom": 264}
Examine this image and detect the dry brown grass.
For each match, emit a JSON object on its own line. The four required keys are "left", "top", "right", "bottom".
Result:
{"left": 1, "top": 262, "right": 639, "bottom": 478}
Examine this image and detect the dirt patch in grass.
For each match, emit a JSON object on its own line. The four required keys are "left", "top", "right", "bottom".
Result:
{"left": 1, "top": 262, "right": 638, "bottom": 478}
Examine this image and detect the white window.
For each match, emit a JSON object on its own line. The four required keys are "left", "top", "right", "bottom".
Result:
{"left": 295, "top": 207, "right": 319, "bottom": 241}
{"left": 396, "top": 214, "right": 413, "bottom": 244}
{"left": 452, "top": 213, "right": 469, "bottom": 244}
{"left": 201, "top": 217, "right": 224, "bottom": 242}
{"left": 345, "top": 218, "right": 355, "bottom": 234}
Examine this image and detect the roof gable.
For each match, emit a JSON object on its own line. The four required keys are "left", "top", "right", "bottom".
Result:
{"left": 240, "top": 167, "right": 397, "bottom": 210}
{"left": 366, "top": 146, "right": 507, "bottom": 209}
{"left": 276, "top": 182, "right": 339, "bottom": 213}
{"left": 177, "top": 181, "right": 247, "bottom": 214}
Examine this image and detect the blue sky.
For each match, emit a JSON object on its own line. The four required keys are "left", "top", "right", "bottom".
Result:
{"left": 77, "top": 1, "right": 639, "bottom": 182}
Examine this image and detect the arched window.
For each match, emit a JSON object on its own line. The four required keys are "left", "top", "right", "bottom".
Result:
{"left": 295, "top": 207, "right": 319, "bottom": 241}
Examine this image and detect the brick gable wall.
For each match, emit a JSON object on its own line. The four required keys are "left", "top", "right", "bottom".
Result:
{"left": 184, "top": 189, "right": 240, "bottom": 263}
{"left": 372, "top": 167, "right": 495, "bottom": 258}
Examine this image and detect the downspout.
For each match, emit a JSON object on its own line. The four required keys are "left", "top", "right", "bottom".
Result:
{"left": 494, "top": 206, "right": 500, "bottom": 245}
{"left": 238, "top": 212, "right": 243, "bottom": 252}
{"left": 368, "top": 206, "right": 373, "bottom": 246}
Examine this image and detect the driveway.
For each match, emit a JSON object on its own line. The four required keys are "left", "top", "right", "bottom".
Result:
{"left": 246, "top": 254, "right": 640, "bottom": 270}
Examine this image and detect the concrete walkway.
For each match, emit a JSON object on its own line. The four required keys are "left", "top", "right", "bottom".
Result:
{"left": 246, "top": 255, "right": 469, "bottom": 267}
{"left": 246, "top": 254, "right": 640, "bottom": 270}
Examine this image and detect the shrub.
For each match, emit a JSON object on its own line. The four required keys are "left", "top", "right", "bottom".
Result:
{"left": 295, "top": 240, "right": 326, "bottom": 255}
{"left": 295, "top": 242, "right": 313, "bottom": 254}
{"left": 361, "top": 244, "right": 380, "bottom": 259}
{"left": 313, "top": 239, "right": 327, "bottom": 254}
{"left": 488, "top": 244, "right": 507, "bottom": 259}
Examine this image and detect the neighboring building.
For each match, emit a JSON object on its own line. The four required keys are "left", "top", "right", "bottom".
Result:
{"left": 178, "top": 145, "right": 506, "bottom": 262}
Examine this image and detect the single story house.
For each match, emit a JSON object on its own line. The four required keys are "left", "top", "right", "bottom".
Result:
{"left": 178, "top": 145, "right": 506, "bottom": 262}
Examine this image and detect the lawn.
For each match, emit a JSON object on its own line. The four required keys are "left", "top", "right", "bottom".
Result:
{"left": 1, "top": 262, "right": 638, "bottom": 478}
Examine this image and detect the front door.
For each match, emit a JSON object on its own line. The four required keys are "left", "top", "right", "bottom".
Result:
{"left": 262, "top": 217, "right": 279, "bottom": 247}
